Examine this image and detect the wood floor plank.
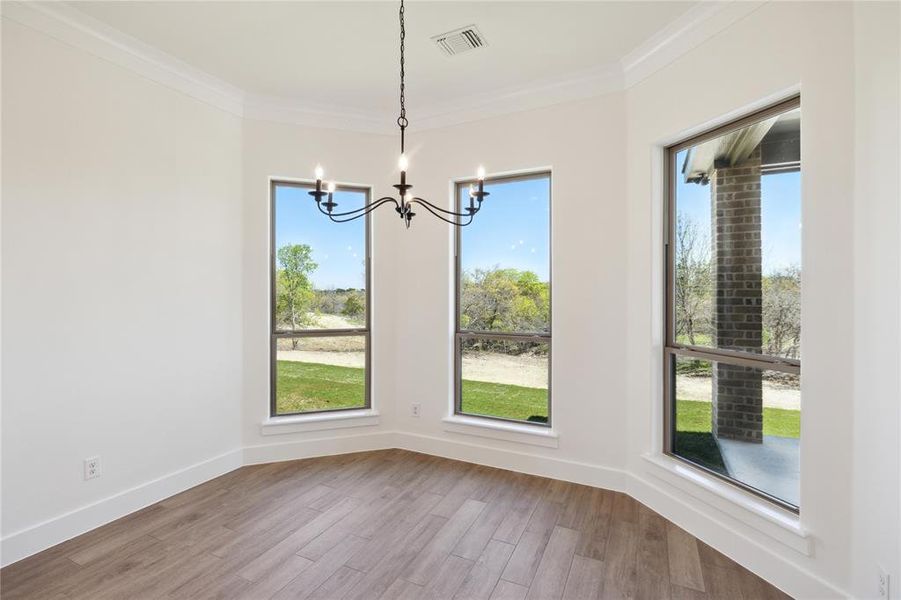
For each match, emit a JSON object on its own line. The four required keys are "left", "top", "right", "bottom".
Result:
{"left": 345, "top": 491, "right": 443, "bottom": 572}
{"left": 239, "top": 496, "right": 361, "bottom": 582}
{"left": 420, "top": 554, "right": 476, "bottom": 600}
{"left": 499, "top": 499, "right": 561, "bottom": 586}
{"left": 343, "top": 514, "right": 447, "bottom": 600}
{"left": 601, "top": 520, "right": 639, "bottom": 599}
{"left": 561, "top": 555, "right": 604, "bottom": 600}
{"left": 702, "top": 564, "right": 746, "bottom": 599}
{"left": 402, "top": 498, "right": 487, "bottom": 585}
{"left": 453, "top": 478, "right": 518, "bottom": 561}
{"left": 307, "top": 565, "right": 365, "bottom": 600}
{"left": 0, "top": 450, "right": 791, "bottom": 600}
{"left": 380, "top": 577, "right": 426, "bottom": 600}
{"left": 492, "top": 477, "right": 543, "bottom": 545}
{"left": 490, "top": 579, "right": 530, "bottom": 600}
{"left": 574, "top": 488, "right": 613, "bottom": 561}
{"left": 524, "top": 526, "right": 579, "bottom": 600}
{"left": 273, "top": 534, "right": 367, "bottom": 600}
{"left": 636, "top": 503, "right": 672, "bottom": 600}
{"left": 666, "top": 522, "right": 706, "bottom": 592}
{"left": 453, "top": 539, "right": 516, "bottom": 600}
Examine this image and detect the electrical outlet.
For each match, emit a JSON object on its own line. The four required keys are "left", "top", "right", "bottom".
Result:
{"left": 878, "top": 566, "right": 890, "bottom": 599}
{"left": 84, "top": 456, "right": 101, "bottom": 480}
{"left": 411, "top": 403, "right": 421, "bottom": 417}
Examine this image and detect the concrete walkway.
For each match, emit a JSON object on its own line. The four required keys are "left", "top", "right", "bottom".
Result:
{"left": 718, "top": 435, "right": 799, "bottom": 507}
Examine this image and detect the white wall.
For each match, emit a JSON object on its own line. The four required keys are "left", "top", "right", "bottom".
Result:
{"left": 623, "top": 2, "right": 899, "bottom": 598}
{"left": 240, "top": 118, "right": 400, "bottom": 458}
{"left": 1, "top": 19, "right": 244, "bottom": 563}
{"left": 851, "top": 2, "right": 901, "bottom": 598}
{"left": 388, "top": 95, "right": 629, "bottom": 487}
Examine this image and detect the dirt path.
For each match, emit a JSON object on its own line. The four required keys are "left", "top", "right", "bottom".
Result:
{"left": 277, "top": 348, "right": 797, "bottom": 409}
{"left": 677, "top": 375, "right": 800, "bottom": 410}
{"left": 278, "top": 350, "right": 548, "bottom": 388}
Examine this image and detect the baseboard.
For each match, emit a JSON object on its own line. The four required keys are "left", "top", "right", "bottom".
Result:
{"left": 627, "top": 473, "right": 849, "bottom": 599}
{"left": 394, "top": 431, "right": 628, "bottom": 492}
{"left": 0, "top": 435, "right": 852, "bottom": 599}
{"left": 0, "top": 448, "right": 243, "bottom": 568}
{"left": 242, "top": 431, "right": 398, "bottom": 465}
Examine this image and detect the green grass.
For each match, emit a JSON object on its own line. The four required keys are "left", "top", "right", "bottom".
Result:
{"left": 461, "top": 380, "right": 548, "bottom": 423}
{"left": 276, "top": 361, "right": 547, "bottom": 422}
{"left": 674, "top": 398, "right": 800, "bottom": 476}
{"left": 676, "top": 399, "right": 800, "bottom": 438}
{"left": 276, "top": 361, "right": 366, "bottom": 414}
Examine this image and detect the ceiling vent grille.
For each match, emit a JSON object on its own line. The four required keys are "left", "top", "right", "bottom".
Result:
{"left": 432, "top": 25, "right": 487, "bottom": 57}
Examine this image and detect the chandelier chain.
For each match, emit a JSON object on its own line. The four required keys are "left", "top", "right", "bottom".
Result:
{"left": 310, "top": 0, "right": 486, "bottom": 228}
{"left": 397, "top": 0, "right": 407, "bottom": 151}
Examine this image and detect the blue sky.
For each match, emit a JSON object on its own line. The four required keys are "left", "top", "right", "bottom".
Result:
{"left": 674, "top": 150, "right": 801, "bottom": 274}
{"left": 460, "top": 176, "right": 551, "bottom": 281}
{"left": 274, "top": 185, "right": 366, "bottom": 290}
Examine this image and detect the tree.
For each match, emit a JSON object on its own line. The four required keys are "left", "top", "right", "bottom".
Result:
{"left": 763, "top": 266, "right": 801, "bottom": 359}
{"left": 460, "top": 267, "right": 549, "bottom": 354}
{"left": 342, "top": 291, "right": 365, "bottom": 319}
{"left": 674, "top": 214, "right": 713, "bottom": 346}
{"left": 276, "top": 244, "right": 318, "bottom": 347}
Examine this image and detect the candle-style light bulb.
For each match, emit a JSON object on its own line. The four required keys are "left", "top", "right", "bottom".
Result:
{"left": 404, "top": 192, "right": 412, "bottom": 205}
{"left": 476, "top": 166, "right": 486, "bottom": 181}
{"left": 398, "top": 154, "right": 409, "bottom": 171}
{"left": 314, "top": 165, "right": 324, "bottom": 181}
{"left": 469, "top": 184, "right": 475, "bottom": 197}
{"left": 327, "top": 181, "right": 336, "bottom": 194}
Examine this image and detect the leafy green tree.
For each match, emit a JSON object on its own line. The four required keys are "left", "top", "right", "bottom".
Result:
{"left": 461, "top": 267, "right": 550, "bottom": 344}
{"left": 342, "top": 291, "right": 365, "bottom": 319}
{"left": 276, "top": 245, "right": 318, "bottom": 346}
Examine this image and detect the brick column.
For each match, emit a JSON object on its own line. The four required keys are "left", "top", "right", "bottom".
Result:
{"left": 710, "top": 147, "right": 763, "bottom": 443}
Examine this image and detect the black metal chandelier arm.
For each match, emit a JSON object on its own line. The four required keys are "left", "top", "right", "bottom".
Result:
{"left": 409, "top": 197, "right": 476, "bottom": 218}
{"left": 409, "top": 199, "right": 475, "bottom": 226}
{"left": 315, "top": 196, "right": 398, "bottom": 218}
{"left": 324, "top": 198, "right": 398, "bottom": 223}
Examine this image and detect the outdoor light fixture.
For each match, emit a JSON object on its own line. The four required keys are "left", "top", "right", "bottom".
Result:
{"left": 309, "top": 0, "right": 488, "bottom": 228}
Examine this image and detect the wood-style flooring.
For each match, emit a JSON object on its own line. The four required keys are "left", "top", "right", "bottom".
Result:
{"left": 0, "top": 449, "right": 792, "bottom": 599}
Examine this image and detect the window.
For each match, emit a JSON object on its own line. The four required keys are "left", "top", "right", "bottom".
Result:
{"left": 664, "top": 97, "right": 801, "bottom": 510}
{"left": 455, "top": 172, "right": 551, "bottom": 426}
{"left": 270, "top": 181, "right": 370, "bottom": 417}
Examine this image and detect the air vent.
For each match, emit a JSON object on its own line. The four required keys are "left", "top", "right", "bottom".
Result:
{"left": 432, "top": 25, "right": 487, "bottom": 57}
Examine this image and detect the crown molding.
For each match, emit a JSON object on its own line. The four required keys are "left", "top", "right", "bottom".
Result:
{"left": 412, "top": 63, "right": 623, "bottom": 131}
{"left": 243, "top": 94, "right": 393, "bottom": 135}
{"left": 3, "top": 0, "right": 767, "bottom": 133}
{"left": 621, "top": 1, "right": 766, "bottom": 88}
{"left": 1, "top": 0, "right": 247, "bottom": 117}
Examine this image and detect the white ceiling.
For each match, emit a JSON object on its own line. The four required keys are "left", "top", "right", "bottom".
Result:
{"left": 70, "top": 1, "right": 697, "bottom": 122}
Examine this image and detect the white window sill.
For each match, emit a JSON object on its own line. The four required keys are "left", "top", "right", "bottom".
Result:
{"left": 641, "top": 453, "right": 810, "bottom": 555}
{"left": 261, "top": 409, "right": 380, "bottom": 436}
{"left": 442, "top": 415, "right": 559, "bottom": 448}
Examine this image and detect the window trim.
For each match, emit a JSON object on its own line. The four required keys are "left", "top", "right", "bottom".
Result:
{"left": 453, "top": 170, "right": 553, "bottom": 428}
{"left": 269, "top": 179, "right": 372, "bottom": 418}
{"left": 662, "top": 96, "right": 801, "bottom": 513}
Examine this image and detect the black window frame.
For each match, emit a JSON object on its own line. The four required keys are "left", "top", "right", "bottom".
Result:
{"left": 663, "top": 96, "right": 802, "bottom": 512}
{"left": 269, "top": 179, "right": 372, "bottom": 418}
{"left": 453, "top": 170, "right": 553, "bottom": 427}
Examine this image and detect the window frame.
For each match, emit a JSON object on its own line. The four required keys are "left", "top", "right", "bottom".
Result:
{"left": 662, "top": 96, "right": 802, "bottom": 512}
{"left": 269, "top": 179, "right": 372, "bottom": 418}
{"left": 453, "top": 170, "right": 553, "bottom": 428}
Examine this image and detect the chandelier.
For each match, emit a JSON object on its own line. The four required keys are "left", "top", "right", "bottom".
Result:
{"left": 309, "top": 0, "right": 488, "bottom": 228}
